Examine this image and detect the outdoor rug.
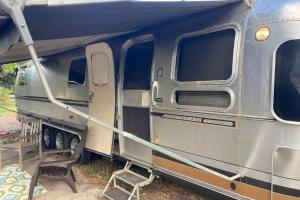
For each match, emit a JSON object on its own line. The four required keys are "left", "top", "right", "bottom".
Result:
{"left": 0, "top": 164, "right": 47, "bottom": 200}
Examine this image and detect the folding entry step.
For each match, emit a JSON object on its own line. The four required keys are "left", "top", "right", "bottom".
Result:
{"left": 102, "top": 161, "right": 155, "bottom": 200}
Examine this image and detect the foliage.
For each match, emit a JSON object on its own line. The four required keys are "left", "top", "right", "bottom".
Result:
{"left": 0, "top": 63, "right": 18, "bottom": 89}
{"left": 0, "top": 87, "right": 11, "bottom": 104}
{"left": 0, "top": 87, "right": 16, "bottom": 115}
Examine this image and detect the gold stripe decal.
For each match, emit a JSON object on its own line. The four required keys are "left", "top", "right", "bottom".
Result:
{"left": 153, "top": 156, "right": 300, "bottom": 200}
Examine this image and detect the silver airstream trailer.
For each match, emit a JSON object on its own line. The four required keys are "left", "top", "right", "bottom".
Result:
{"left": 0, "top": 0, "right": 300, "bottom": 199}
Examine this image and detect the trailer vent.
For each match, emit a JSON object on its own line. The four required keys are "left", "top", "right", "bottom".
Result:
{"left": 175, "top": 91, "right": 231, "bottom": 108}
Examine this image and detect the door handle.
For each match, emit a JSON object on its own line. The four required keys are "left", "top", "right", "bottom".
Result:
{"left": 152, "top": 81, "right": 163, "bottom": 104}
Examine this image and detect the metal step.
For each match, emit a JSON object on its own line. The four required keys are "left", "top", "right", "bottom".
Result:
{"left": 115, "top": 171, "right": 147, "bottom": 186}
{"left": 103, "top": 187, "right": 136, "bottom": 200}
{"left": 102, "top": 161, "right": 155, "bottom": 200}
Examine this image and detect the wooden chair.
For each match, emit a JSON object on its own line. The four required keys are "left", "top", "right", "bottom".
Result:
{"left": 28, "top": 127, "right": 88, "bottom": 200}
{"left": 0, "top": 118, "right": 42, "bottom": 170}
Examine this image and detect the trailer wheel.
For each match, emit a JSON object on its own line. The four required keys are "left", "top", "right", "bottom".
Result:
{"left": 68, "top": 135, "right": 91, "bottom": 164}
{"left": 80, "top": 149, "right": 92, "bottom": 164}
{"left": 69, "top": 135, "right": 80, "bottom": 155}
{"left": 55, "top": 131, "right": 65, "bottom": 149}
{"left": 42, "top": 126, "right": 53, "bottom": 149}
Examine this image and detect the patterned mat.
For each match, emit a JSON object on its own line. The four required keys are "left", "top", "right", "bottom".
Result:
{"left": 0, "top": 164, "right": 47, "bottom": 200}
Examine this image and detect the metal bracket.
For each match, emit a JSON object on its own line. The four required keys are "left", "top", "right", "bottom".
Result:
{"left": 243, "top": 0, "right": 254, "bottom": 8}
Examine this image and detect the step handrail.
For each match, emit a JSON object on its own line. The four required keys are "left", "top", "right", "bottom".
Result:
{"left": 0, "top": 0, "right": 242, "bottom": 182}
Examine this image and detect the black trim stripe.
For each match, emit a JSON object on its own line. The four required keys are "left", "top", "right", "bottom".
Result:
{"left": 15, "top": 95, "right": 88, "bottom": 107}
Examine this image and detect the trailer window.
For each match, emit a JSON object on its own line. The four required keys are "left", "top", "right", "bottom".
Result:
{"left": 68, "top": 58, "right": 86, "bottom": 85}
{"left": 274, "top": 40, "right": 300, "bottom": 122}
{"left": 123, "top": 41, "right": 154, "bottom": 90}
{"left": 176, "top": 29, "right": 235, "bottom": 82}
{"left": 18, "top": 68, "right": 28, "bottom": 86}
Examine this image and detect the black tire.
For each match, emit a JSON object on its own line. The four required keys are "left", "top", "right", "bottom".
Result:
{"left": 68, "top": 134, "right": 91, "bottom": 164}
{"left": 42, "top": 126, "right": 54, "bottom": 149}
{"left": 63, "top": 132, "right": 71, "bottom": 149}
{"left": 69, "top": 134, "right": 80, "bottom": 156}
{"left": 79, "top": 149, "right": 92, "bottom": 164}
{"left": 68, "top": 134, "right": 80, "bottom": 152}
{"left": 54, "top": 130, "right": 70, "bottom": 149}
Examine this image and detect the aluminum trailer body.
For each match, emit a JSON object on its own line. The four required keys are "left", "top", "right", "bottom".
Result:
{"left": 0, "top": 0, "right": 299, "bottom": 199}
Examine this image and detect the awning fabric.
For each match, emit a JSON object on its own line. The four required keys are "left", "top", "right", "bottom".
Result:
{"left": 0, "top": 0, "right": 242, "bottom": 63}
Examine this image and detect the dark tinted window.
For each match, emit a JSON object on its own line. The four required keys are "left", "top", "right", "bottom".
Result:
{"left": 123, "top": 41, "right": 154, "bottom": 90}
{"left": 18, "top": 68, "right": 28, "bottom": 86}
{"left": 68, "top": 58, "right": 86, "bottom": 85}
{"left": 123, "top": 107, "right": 150, "bottom": 141}
{"left": 177, "top": 29, "right": 235, "bottom": 82}
{"left": 274, "top": 40, "right": 300, "bottom": 121}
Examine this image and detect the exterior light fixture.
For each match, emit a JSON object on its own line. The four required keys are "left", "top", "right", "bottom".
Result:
{"left": 255, "top": 27, "right": 270, "bottom": 42}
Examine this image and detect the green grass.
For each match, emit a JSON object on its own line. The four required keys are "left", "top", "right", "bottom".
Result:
{"left": 78, "top": 158, "right": 123, "bottom": 181}
{"left": 0, "top": 87, "right": 16, "bottom": 116}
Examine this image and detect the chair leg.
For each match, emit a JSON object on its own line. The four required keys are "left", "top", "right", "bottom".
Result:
{"left": 70, "top": 169, "right": 76, "bottom": 182}
{"left": 19, "top": 150, "right": 23, "bottom": 170}
{"left": 65, "top": 173, "right": 77, "bottom": 193}
{"left": 0, "top": 150, "right": 2, "bottom": 169}
{"left": 28, "top": 167, "right": 40, "bottom": 200}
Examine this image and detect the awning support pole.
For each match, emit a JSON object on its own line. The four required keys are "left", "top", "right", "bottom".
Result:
{"left": 0, "top": 0, "right": 242, "bottom": 182}
{"left": 243, "top": 0, "right": 254, "bottom": 8}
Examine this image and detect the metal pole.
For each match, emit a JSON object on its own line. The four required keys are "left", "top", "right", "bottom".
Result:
{"left": 243, "top": 0, "right": 253, "bottom": 8}
{"left": 271, "top": 149, "right": 275, "bottom": 200}
{"left": 2, "top": 0, "right": 241, "bottom": 182}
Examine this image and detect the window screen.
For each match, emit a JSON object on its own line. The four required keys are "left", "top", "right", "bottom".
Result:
{"left": 68, "top": 58, "right": 86, "bottom": 85}
{"left": 176, "top": 29, "right": 235, "bottom": 82}
{"left": 123, "top": 41, "right": 154, "bottom": 90}
{"left": 176, "top": 91, "right": 231, "bottom": 108}
{"left": 274, "top": 40, "right": 300, "bottom": 122}
{"left": 91, "top": 53, "right": 109, "bottom": 86}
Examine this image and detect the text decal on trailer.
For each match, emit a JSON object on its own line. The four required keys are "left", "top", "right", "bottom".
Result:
{"left": 161, "top": 114, "right": 236, "bottom": 128}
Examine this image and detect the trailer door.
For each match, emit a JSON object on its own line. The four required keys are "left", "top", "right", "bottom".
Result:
{"left": 86, "top": 43, "right": 115, "bottom": 156}
{"left": 118, "top": 36, "right": 155, "bottom": 165}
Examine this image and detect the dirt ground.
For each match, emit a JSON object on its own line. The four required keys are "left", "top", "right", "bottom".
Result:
{"left": 0, "top": 112, "right": 21, "bottom": 131}
{"left": 0, "top": 113, "right": 210, "bottom": 200}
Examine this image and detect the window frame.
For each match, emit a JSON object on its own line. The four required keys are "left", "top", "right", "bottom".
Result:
{"left": 67, "top": 56, "right": 87, "bottom": 87}
{"left": 271, "top": 38, "right": 300, "bottom": 125}
{"left": 119, "top": 34, "right": 156, "bottom": 91}
{"left": 117, "top": 34, "right": 156, "bottom": 155}
{"left": 171, "top": 24, "right": 240, "bottom": 85}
